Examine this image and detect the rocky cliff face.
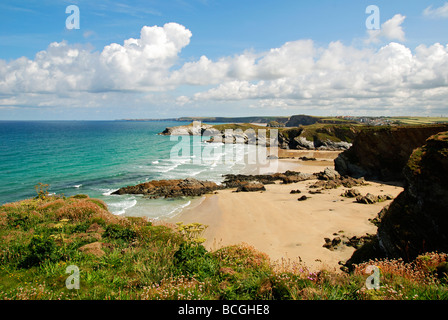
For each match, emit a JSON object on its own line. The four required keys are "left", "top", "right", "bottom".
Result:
{"left": 278, "top": 125, "right": 359, "bottom": 151}
{"left": 377, "top": 132, "right": 448, "bottom": 260}
{"left": 346, "top": 132, "right": 448, "bottom": 266}
{"left": 334, "top": 125, "right": 448, "bottom": 181}
{"left": 161, "top": 122, "right": 359, "bottom": 151}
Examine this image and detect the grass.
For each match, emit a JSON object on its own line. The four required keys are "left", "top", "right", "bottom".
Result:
{"left": 387, "top": 117, "right": 448, "bottom": 125}
{"left": 0, "top": 191, "right": 447, "bottom": 300}
{"left": 211, "top": 123, "right": 268, "bottom": 132}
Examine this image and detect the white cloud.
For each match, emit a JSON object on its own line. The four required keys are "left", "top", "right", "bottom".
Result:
{"left": 169, "top": 39, "right": 314, "bottom": 85}
{"left": 184, "top": 41, "right": 448, "bottom": 116}
{"left": 1, "top": 22, "right": 448, "bottom": 117}
{"left": 0, "top": 23, "right": 192, "bottom": 94}
{"left": 366, "top": 14, "right": 406, "bottom": 44}
{"left": 423, "top": 2, "right": 448, "bottom": 18}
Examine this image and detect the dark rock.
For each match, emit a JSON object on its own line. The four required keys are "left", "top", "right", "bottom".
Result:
{"left": 341, "top": 189, "right": 361, "bottom": 198}
{"left": 317, "top": 167, "right": 341, "bottom": 180}
{"left": 290, "top": 189, "right": 301, "bottom": 194}
{"left": 369, "top": 204, "right": 390, "bottom": 226}
{"left": 356, "top": 193, "right": 394, "bottom": 204}
{"left": 112, "top": 178, "right": 221, "bottom": 198}
{"left": 236, "top": 181, "right": 266, "bottom": 192}
{"left": 356, "top": 193, "right": 378, "bottom": 204}
{"left": 346, "top": 131, "right": 448, "bottom": 265}
{"left": 222, "top": 171, "right": 314, "bottom": 188}
{"left": 324, "top": 233, "right": 376, "bottom": 252}
{"left": 297, "top": 195, "right": 308, "bottom": 201}
{"left": 334, "top": 124, "right": 448, "bottom": 181}
{"left": 310, "top": 175, "right": 366, "bottom": 190}
{"left": 332, "top": 237, "right": 341, "bottom": 246}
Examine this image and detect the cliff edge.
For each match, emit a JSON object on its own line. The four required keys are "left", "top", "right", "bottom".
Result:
{"left": 334, "top": 124, "right": 448, "bottom": 181}
{"left": 346, "top": 131, "right": 448, "bottom": 266}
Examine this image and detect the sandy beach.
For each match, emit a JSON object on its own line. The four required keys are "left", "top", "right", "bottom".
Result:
{"left": 166, "top": 150, "right": 404, "bottom": 272}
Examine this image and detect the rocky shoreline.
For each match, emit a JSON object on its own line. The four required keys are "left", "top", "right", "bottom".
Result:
{"left": 111, "top": 167, "right": 371, "bottom": 203}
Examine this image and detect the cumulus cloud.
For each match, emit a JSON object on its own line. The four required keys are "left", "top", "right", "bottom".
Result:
{"left": 1, "top": 21, "right": 448, "bottom": 117}
{"left": 99, "top": 23, "right": 191, "bottom": 90}
{"left": 0, "top": 23, "right": 192, "bottom": 94}
{"left": 366, "top": 14, "right": 406, "bottom": 44}
{"left": 185, "top": 41, "right": 448, "bottom": 116}
{"left": 169, "top": 39, "right": 315, "bottom": 85}
{"left": 423, "top": 2, "right": 448, "bottom": 18}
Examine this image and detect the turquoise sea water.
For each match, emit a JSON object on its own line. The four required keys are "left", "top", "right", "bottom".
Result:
{"left": 0, "top": 121, "right": 253, "bottom": 219}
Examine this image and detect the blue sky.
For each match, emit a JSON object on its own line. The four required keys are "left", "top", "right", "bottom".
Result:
{"left": 1, "top": 0, "right": 448, "bottom": 119}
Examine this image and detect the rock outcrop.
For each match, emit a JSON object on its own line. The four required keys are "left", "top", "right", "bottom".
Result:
{"left": 278, "top": 125, "right": 359, "bottom": 151}
{"left": 223, "top": 171, "right": 316, "bottom": 188}
{"left": 346, "top": 132, "right": 448, "bottom": 266}
{"left": 235, "top": 181, "right": 266, "bottom": 193}
{"left": 161, "top": 122, "right": 360, "bottom": 151}
{"left": 334, "top": 124, "right": 448, "bottom": 181}
{"left": 160, "top": 122, "right": 220, "bottom": 136}
{"left": 111, "top": 178, "right": 221, "bottom": 198}
{"left": 112, "top": 170, "right": 325, "bottom": 198}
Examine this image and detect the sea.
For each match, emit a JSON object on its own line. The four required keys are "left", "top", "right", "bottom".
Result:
{"left": 0, "top": 120, "right": 270, "bottom": 220}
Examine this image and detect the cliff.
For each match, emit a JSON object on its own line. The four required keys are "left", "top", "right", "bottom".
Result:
{"left": 334, "top": 124, "right": 448, "bottom": 181}
{"left": 346, "top": 132, "right": 448, "bottom": 266}
{"left": 278, "top": 125, "right": 360, "bottom": 151}
{"left": 160, "top": 122, "right": 361, "bottom": 151}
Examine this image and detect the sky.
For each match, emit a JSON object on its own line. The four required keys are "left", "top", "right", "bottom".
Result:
{"left": 1, "top": 0, "right": 448, "bottom": 120}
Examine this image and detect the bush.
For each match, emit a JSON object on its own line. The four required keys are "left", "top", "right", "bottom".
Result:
{"left": 104, "top": 224, "right": 137, "bottom": 242}
{"left": 174, "top": 243, "right": 219, "bottom": 280}
{"left": 20, "top": 235, "right": 61, "bottom": 268}
{"left": 34, "top": 183, "right": 49, "bottom": 200}
{"left": 71, "top": 194, "right": 89, "bottom": 199}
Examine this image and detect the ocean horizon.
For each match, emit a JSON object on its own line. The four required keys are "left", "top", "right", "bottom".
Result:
{"left": 0, "top": 120, "right": 261, "bottom": 219}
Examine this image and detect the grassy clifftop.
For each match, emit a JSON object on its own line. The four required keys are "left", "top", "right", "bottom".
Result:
{"left": 1, "top": 191, "right": 448, "bottom": 300}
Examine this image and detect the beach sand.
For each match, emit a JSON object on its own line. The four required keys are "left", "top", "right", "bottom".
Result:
{"left": 165, "top": 150, "right": 404, "bottom": 272}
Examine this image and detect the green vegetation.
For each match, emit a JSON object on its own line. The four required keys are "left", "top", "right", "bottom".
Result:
{"left": 388, "top": 117, "right": 448, "bottom": 125}
{"left": 178, "top": 116, "right": 289, "bottom": 124}
{"left": 279, "top": 124, "right": 362, "bottom": 144}
{"left": 211, "top": 123, "right": 267, "bottom": 132}
{"left": 0, "top": 186, "right": 447, "bottom": 300}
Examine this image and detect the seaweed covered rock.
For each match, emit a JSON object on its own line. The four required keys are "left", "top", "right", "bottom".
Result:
{"left": 223, "top": 171, "right": 315, "bottom": 187}
{"left": 111, "top": 178, "right": 221, "bottom": 198}
{"left": 235, "top": 181, "right": 266, "bottom": 193}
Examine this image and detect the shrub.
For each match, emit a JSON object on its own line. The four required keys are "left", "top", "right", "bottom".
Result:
{"left": 34, "top": 183, "right": 49, "bottom": 200}
{"left": 173, "top": 243, "right": 219, "bottom": 280}
{"left": 55, "top": 199, "right": 111, "bottom": 223}
{"left": 71, "top": 194, "right": 89, "bottom": 199}
{"left": 20, "top": 235, "right": 61, "bottom": 268}
{"left": 104, "top": 224, "right": 137, "bottom": 242}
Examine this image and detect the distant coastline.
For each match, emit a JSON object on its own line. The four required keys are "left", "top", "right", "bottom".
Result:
{"left": 119, "top": 114, "right": 448, "bottom": 126}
